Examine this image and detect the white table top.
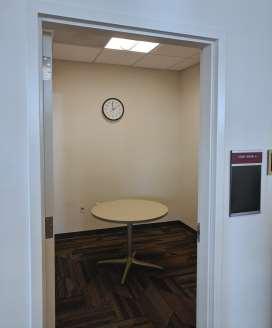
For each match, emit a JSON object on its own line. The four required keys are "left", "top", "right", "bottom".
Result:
{"left": 91, "top": 199, "right": 168, "bottom": 224}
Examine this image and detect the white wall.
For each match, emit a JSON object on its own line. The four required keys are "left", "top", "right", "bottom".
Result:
{"left": 0, "top": 2, "right": 30, "bottom": 328}
{"left": 53, "top": 60, "right": 199, "bottom": 234}
{"left": 2, "top": 0, "right": 272, "bottom": 328}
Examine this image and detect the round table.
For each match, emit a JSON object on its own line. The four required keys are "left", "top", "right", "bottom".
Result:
{"left": 91, "top": 199, "right": 168, "bottom": 284}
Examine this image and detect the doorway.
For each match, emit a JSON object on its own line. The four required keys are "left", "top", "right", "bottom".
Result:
{"left": 40, "top": 17, "right": 225, "bottom": 328}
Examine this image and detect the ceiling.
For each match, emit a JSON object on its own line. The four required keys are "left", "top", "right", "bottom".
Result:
{"left": 46, "top": 23, "right": 201, "bottom": 71}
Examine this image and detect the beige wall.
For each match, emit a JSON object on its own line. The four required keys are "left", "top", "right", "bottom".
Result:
{"left": 178, "top": 65, "right": 200, "bottom": 226}
{"left": 53, "top": 60, "right": 199, "bottom": 234}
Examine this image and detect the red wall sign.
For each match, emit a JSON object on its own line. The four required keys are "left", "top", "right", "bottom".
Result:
{"left": 231, "top": 152, "right": 262, "bottom": 165}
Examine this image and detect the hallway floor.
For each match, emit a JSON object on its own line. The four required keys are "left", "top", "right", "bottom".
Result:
{"left": 55, "top": 221, "right": 197, "bottom": 328}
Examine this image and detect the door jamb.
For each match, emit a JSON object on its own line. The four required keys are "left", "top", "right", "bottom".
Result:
{"left": 34, "top": 15, "right": 226, "bottom": 328}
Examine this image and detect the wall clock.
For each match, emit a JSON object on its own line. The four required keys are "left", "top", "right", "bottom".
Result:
{"left": 102, "top": 98, "right": 124, "bottom": 121}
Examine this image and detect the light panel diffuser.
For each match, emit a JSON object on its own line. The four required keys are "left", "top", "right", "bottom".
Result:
{"left": 105, "top": 37, "right": 159, "bottom": 53}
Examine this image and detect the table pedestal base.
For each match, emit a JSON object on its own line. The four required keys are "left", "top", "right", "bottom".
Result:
{"left": 97, "top": 224, "right": 164, "bottom": 284}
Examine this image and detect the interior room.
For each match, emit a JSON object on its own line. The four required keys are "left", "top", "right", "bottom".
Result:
{"left": 46, "top": 23, "right": 200, "bottom": 328}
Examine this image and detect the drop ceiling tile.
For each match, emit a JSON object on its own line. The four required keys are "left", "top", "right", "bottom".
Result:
{"left": 134, "top": 54, "right": 182, "bottom": 70}
{"left": 152, "top": 44, "right": 200, "bottom": 59}
{"left": 50, "top": 23, "right": 111, "bottom": 47}
{"left": 170, "top": 55, "right": 200, "bottom": 71}
{"left": 53, "top": 43, "right": 101, "bottom": 62}
{"left": 63, "top": 32, "right": 110, "bottom": 48}
{"left": 95, "top": 49, "right": 144, "bottom": 66}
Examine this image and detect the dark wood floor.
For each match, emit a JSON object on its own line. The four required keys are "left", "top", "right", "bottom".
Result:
{"left": 55, "top": 221, "right": 197, "bottom": 328}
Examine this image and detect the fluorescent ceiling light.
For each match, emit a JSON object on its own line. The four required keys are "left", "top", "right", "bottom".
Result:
{"left": 105, "top": 37, "right": 159, "bottom": 53}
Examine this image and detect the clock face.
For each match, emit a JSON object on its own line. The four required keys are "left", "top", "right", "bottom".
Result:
{"left": 102, "top": 98, "right": 124, "bottom": 121}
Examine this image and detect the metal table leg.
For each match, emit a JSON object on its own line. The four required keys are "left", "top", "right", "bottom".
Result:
{"left": 98, "top": 223, "right": 164, "bottom": 284}
{"left": 121, "top": 224, "right": 133, "bottom": 284}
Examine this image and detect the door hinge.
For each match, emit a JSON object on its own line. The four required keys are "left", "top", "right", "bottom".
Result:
{"left": 197, "top": 223, "right": 200, "bottom": 242}
{"left": 45, "top": 216, "right": 53, "bottom": 239}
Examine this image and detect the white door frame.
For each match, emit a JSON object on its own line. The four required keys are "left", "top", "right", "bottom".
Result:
{"left": 41, "top": 31, "right": 55, "bottom": 328}
{"left": 29, "top": 10, "right": 226, "bottom": 328}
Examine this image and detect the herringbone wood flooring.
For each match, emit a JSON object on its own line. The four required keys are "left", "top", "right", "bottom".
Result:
{"left": 55, "top": 221, "right": 197, "bottom": 328}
